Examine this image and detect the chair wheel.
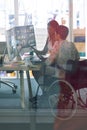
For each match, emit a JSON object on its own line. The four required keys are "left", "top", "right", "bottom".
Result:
{"left": 12, "top": 89, "right": 16, "bottom": 94}
{"left": 14, "top": 85, "right": 17, "bottom": 89}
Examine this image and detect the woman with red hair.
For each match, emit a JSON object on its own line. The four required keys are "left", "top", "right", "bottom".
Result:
{"left": 32, "top": 19, "right": 59, "bottom": 83}
{"left": 33, "top": 19, "right": 59, "bottom": 56}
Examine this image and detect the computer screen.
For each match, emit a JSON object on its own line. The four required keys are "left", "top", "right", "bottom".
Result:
{"left": 0, "top": 42, "right": 7, "bottom": 55}
{"left": 6, "top": 25, "right": 36, "bottom": 61}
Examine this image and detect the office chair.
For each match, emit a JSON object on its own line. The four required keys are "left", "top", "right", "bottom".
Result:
{"left": 0, "top": 42, "right": 17, "bottom": 93}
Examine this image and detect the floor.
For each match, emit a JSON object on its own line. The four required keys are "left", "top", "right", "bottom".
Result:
{"left": 0, "top": 78, "right": 41, "bottom": 108}
{"left": 0, "top": 78, "right": 87, "bottom": 130}
{"left": 0, "top": 78, "right": 54, "bottom": 130}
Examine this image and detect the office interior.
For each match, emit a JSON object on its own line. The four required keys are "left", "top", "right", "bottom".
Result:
{"left": 0, "top": 0, "right": 87, "bottom": 130}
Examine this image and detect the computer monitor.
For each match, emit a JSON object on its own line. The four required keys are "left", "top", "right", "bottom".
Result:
{"left": 0, "top": 42, "right": 7, "bottom": 55}
{"left": 6, "top": 25, "right": 36, "bottom": 61}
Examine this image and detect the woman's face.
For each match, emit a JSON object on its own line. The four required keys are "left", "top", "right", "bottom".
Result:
{"left": 55, "top": 32, "right": 59, "bottom": 41}
{"left": 47, "top": 25, "right": 55, "bottom": 37}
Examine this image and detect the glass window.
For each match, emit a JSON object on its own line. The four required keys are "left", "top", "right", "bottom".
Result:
{"left": 17, "top": 0, "right": 69, "bottom": 49}
{"left": 0, "top": 0, "right": 14, "bottom": 41}
{"left": 0, "top": 1, "right": 87, "bottom": 129}
{"left": 0, "top": 0, "right": 86, "bottom": 57}
{"left": 0, "top": 0, "right": 69, "bottom": 48}
{"left": 73, "top": 0, "right": 86, "bottom": 57}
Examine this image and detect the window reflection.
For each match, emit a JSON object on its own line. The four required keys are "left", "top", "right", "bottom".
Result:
{"left": 0, "top": 0, "right": 86, "bottom": 52}
{"left": 73, "top": 0, "right": 85, "bottom": 29}
{"left": 73, "top": 0, "right": 86, "bottom": 57}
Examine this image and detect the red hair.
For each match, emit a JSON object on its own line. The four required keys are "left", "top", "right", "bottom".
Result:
{"left": 56, "top": 25, "right": 69, "bottom": 40}
{"left": 47, "top": 20, "right": 59, "bottom": 32}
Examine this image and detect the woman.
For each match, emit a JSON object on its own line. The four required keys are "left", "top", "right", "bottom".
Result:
{"left": 53, "top": 25, "right": 80, "bottom": 78}
{"left": 53, "top": 25, "right": 80, "bottom": 130}
{"left": 33, "top": 20, "right": 59, "bottom": 56}
{"left": 32, "top": 20, "right": 60, "bottom": 83}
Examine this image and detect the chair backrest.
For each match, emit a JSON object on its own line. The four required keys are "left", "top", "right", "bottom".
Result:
{"left": 66, "top": 59, "right": 78, "bottom": 74}
{"left": 78, "top": 59, "right": 87, "bottom": 80}
{"left": 79, "top": 59, "right": 87, "bottom": 70}
{"left": 65, "top": 59, "right": 87, "bottom": 90}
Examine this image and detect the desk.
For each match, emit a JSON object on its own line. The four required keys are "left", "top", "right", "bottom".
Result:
{"left": 0, "top": 63, "right": 40, "bottom": 109}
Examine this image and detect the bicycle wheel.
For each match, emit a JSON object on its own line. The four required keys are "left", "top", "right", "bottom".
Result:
{"left": 48, "top": 79, "right": 77, "bottom": 120}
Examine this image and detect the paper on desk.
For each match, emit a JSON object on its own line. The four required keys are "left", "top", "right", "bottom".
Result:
{"left": 10, "top": 61, "right": 25, "bottom": 66}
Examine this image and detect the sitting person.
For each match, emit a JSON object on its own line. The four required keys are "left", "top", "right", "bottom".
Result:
{"left": 32, "top": 19, "right": 60, "bottom": 84}
{"left": 50, "top": 25, "right": 80, "bottom": 78}
{"left": 32, "top": 19, "right": 59, "bottom": 56}
{"left": 32, "top": 25, "right": 80, "bottom": 90}
{"left": 52, "top": 25, "right": 80, "bottom": 130}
